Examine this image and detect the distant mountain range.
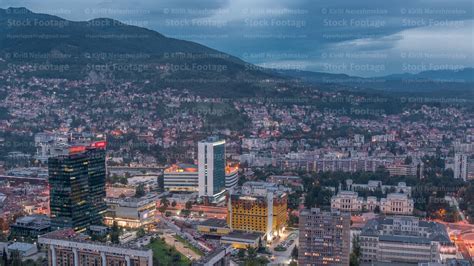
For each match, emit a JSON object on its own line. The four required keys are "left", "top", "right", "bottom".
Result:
{"left": 277, "top": 68, "right": 474, "bottom": 83}
{"left": 276, "top": 68, "right": 474, "bottom": 91}
{"left": 381, "top": 68, "right": 474, "bottom": 82}
{"left": 0, "top": 7, "right": 472, "bottom": 97}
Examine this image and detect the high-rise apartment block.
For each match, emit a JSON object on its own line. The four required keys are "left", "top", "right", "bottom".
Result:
{"left": 298, "top": 208, "right": 350, "bottom": 266}
{"left": 454, "top": 153, "right": 468, "bottom": 181}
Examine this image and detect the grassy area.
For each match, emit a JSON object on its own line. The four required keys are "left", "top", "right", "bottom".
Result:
{"left": 274, "top": 246, "right": 287, "bottom": 252}
{"left": 147, "top": 237, "right": 191, "bottom": 266}
{"left": 174, "top": 234, "right": 205, "bottom": 256}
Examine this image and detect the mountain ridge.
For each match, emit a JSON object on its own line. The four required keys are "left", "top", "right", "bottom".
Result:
{"left": 0, "top": 7, "right": 285, "bottom": 97}
{"left": 1, "top": 7, "right": 472, "bottom": 97}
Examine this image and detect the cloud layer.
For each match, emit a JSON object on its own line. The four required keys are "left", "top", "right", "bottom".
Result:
{"left": 1, "top": 0, "right": 473, "bottom": 76}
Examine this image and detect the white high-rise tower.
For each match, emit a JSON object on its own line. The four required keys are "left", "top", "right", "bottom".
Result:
{"left": 454, "top": 153, "right": 468, "bottom": 181}
{"left": 198, "top": 137, "right": 226, "bottom": 199}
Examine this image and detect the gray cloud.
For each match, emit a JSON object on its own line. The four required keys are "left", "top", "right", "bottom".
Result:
{"left": 1, "top": 0, "right": 472, "bottom": 76}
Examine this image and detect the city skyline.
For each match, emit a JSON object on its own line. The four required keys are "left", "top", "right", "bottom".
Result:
{"left": 0, "top": 1, "right": 473, "bottom": 265}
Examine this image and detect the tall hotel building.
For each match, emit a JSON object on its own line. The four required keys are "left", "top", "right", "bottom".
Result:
{"left": 298, "top": 208, "right": 350, "bottom": 266}
{"left": 48, "top": 141, "right": 107, "bottom": 233}
{"left": 198, "top": 137, "right": 226, "bottom": 201}
{"left": 227, "top": 182, "right": 288, "bottom": 240}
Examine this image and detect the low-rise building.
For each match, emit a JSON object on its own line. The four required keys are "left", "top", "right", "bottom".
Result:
{"left": 331, "top": 188, "right": 414, "bottom": 215}
{"left": 9, "top": 214, "right": 50, "bottom": 240}
{"left": 359, "top": 216, "right": 453, "bottom": 264}
{"left": 104, "top": 194, "right": 157, "bottom": 228}
{"left": 267, "top": 175, "right": 303, "bottom": 190}
{"left": 38, "top": 229, "right": 153, "bottom": 266}
{"left": 197, "top": 219, "right": 231, "bottom": 236}
{"left": 7, "top": 242, "right": 38, "bottom": 258}
{"left": 220, "top": 231, "right": 262, "bottom": 249}
{"left": 192, "top": 246, "right": 231, "bottom": 266}
{"left": 164, "top": 163, "right": 198, "bottom": 192}
{"left": 127, "top": 175, "right": 159, "bottom": 190}
{"left": 348, "top": 179, "right": 412, "bottom": 196}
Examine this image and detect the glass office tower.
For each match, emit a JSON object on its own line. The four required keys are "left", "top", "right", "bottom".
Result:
{"left": 86, "top": 148, "right": 107, "bottom": 225}
{"left": 49, "top": 143, "right": 106, "bottom": 232}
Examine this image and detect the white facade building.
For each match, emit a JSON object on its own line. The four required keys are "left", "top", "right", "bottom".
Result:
{"left": 198, "top": 137, "right": 226, "bottom": 199}
{"left": 380, "top": 193, "right": 414, "bottom": 215}
{"left": 164, "top": 163, "right": 199, "bottom": 192}
{"left": 453, "top": 153, "right": 468, "bottom": 181}
{"left": 331, "top": 188, "right": 413, "bottom": 215}
{"left": 331, "top": 191, "right": 364, "bottom": 212}
{"left": 360, "top": 216, "right": 454, "bottom": 264}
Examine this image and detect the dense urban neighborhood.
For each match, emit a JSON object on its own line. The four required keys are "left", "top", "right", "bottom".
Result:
{"left": 0, "top": 2, "right": 473, "bottom": 266}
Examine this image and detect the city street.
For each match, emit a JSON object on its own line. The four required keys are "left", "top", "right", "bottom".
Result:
{"left": 268, "top": 230, "right": 299, "bottom": 265}
{"left": 439, "top": 220, "right": 474, "bottom": 262}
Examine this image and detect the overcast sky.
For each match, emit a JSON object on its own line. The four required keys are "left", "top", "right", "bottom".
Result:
{"left": 1, "top": 0, "right": 473, "bottom": 76}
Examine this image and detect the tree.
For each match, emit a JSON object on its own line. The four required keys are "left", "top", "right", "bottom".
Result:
{"left": 10, "top": 250, "right": 21, "bottom": 266}
{"left": 288, "top": 192, "right": 301, "bottom": 210}
{"left": 135, "top": 184, "right": 146, "bottom": 198}
{"left": 350, "top": 253, "right": 359, "bottom": 266}
{"left": 185, "top": 201, "right": 193, "bottom": 210}
{"left": 110, "top": 221, "right": 120, "bottom": 244}
{"left": 171, "top": 201, "right": 177, "bottom": 207}
{"left": 157, "top": 176, "right": 165, "bottom": 192}
{"left": 288, "top": 213, "right": 299, "bottom": 227}
{"left": 257, "top": 237, "right": 264, "bottom": 251}
{"left": 158, "top": 205, "right": 167, "bottom": 214}
{"left": 373, "top": 205, "right": 380, "bottom": 214}
{"left": 2, "top": 248, "right": 7, "bottom": 266}
{"left": 350, "top": 236, "right": 361, "bottom": 266}
{"left": 119, "top": 177, "right": 128, "bottom": 185}
{"left": 246, "top": 246, "right": 257, "bottom": 260}
{"left": 160, "top": 196, "right": 169, "bottom": 207}
{"left": 172, "top": 253, "right": 181, "bottom": 262}
{"left": 137, "top": 227, "right": 146, "bottom": 238}
{"left": 91, "top": 233, "right": 107, "bottom": 242}
{"left": 237, "top": 248, "right": 245, "bottom": 259}
{"left": 291, "top": 246, "right": 298, "bottom": 260}
{"left": 181, "top": 209, "right": 191, "bottom": 217}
